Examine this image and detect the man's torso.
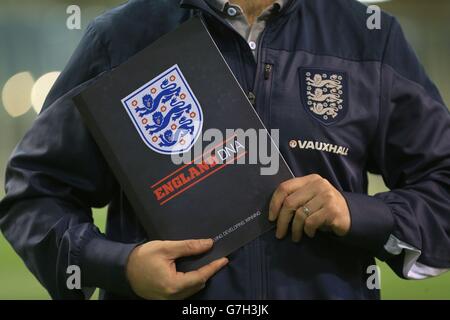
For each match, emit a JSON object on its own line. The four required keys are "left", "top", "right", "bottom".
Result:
{"left": 54, "top": 0, "right": 395, "bottom": 299}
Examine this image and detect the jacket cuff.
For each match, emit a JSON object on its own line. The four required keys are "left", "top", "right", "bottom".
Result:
{"left": 341, "top": 192, "right": 395, "bottom": 255}
{"left": 80, "top": 235, "right": 140, "bottom": 298}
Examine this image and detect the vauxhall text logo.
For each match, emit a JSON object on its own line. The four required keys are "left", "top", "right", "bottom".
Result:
{"left": 289, "top": 139, "right": 349, "bottom": 157}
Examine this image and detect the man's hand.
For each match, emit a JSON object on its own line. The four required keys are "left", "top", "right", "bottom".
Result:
{"left": 269, "top": 174, "right": 351, "bottom": 242}
{"left": 126, "top": 239, "right": 228, "bottom": 300}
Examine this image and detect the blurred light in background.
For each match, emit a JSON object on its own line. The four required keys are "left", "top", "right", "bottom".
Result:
{"left": 359, "top": 0, "right": 391, "bottom": 3}
{"left": 1, "top": 72, "right": 34, "bottom": 117}
{"left": 1, "top": 71, "right": 60, "bottom": 116}
{"left": 31, "top": 71, "right": 60, "bottom": 114}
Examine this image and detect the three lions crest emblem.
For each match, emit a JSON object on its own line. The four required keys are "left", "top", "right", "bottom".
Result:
{"left": 121, "top": 65, "right": 203, "bottom": 155}
{"left": 300, "top": 68, "right": 348, "bottom": 125}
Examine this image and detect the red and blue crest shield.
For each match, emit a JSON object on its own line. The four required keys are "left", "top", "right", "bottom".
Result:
{"left": 121, "top": 65, "right": 203, "bottom": 155}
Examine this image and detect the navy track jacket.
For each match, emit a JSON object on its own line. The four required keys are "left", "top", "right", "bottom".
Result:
{"left": 1, "top": 0, "right": 449, "bottom": 299}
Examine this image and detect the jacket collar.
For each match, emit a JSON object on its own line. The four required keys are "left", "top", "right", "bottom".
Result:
{"left": 180, "top": 0, "right": 300, "bottom": 17}
{"left": 179, "top": 0, "right": 300, "bottom": 45}
{"left": 202, "top": 0, "right": 289, "bottom": 13}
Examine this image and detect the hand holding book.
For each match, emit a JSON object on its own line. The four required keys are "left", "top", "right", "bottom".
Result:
{"left": 126, "top": 239, "right": 228, "bottom": 300}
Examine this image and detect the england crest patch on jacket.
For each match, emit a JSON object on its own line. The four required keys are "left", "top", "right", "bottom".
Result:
{"left": 299, "top": 68, "right": 348, "bottom": 125}
{"left": 121, "top": 64, "right": 203, "bottom": 155}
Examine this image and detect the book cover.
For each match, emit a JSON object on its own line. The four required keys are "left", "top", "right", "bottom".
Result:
{"left": 74, "top": 17, "right": 293, "bottom": 271}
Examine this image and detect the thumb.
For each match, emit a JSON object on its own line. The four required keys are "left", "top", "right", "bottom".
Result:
{"left": 163, "top": 239, "right": 214, "bottom": 259}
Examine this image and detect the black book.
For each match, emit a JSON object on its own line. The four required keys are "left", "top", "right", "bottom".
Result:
{"left": 74, "top": 17, "right": 293, "bottom": 271}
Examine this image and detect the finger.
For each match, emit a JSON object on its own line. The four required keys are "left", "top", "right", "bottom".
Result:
{"left": 268, "top": 183, "right": 291, "bottom": 222}
{"left": 292, "top": 194, "right": 326, "bottom": 242}
{"left": 275, "top": 204, "right": 295, "bottom": 239}
{"left": 281, "top": 181, "right": 326, "bottom": 215}
{"left": 291, "top": 208, "right": 307, "bottom": 242}
{"left": 304, "top": 209, "right": 328, "bottom": 238}
{"left": 177, "top": 257, "right": 229, "bottom": 296}
{"left": 275, "top": 180, "right": 326, "bottom": 239}
{"left": 303, "top": 194, "right": 324, "bottom": 214}
{"left": 269, "top": 174, "right": 323, "bottom": 221}
{"left": 164, "top": 239, "right": 214, "bottom": 259}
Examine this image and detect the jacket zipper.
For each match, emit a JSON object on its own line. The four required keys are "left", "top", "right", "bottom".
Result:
{"left": 249, "top": 27, "right": 275, "bottom": 127}
{"left": 251, "top": 28, "right": 272, "bottom": 300}
{"left": 264, "top": 63, "right": 273, "bottom": 80}
{"left": 248, "top": 92, "right": 256, "bottom": 106}
{"left": 263, "top": 63, "right": 274, "bottom": 127}
{"left": 198, "top": 8, "right": 272, "bottom": 300}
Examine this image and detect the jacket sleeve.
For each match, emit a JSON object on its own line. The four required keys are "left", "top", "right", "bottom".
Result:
{"left": 341, "top": 17, "right": 450, "bottom": 279}
{"left": 0, "top": 22, "right": 138, "bottom": 299}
